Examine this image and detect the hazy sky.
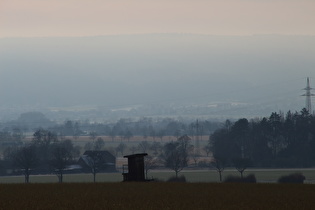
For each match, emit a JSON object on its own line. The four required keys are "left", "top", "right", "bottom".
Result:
{"left": 1, "top": 0, "right": 315, "bottom": 37}
{"left": 0, "top": 1, "right": 314, "bottom": 115}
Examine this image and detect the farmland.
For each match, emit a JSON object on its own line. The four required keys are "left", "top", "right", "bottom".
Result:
{"left": 1, "top": 168, "right": 315, "bottom": 184}
{"left": 3, "top": 134, "right": 315, "bottom": 184}
{"left": 0, "top": 182, "right": 314, "bottom": 210}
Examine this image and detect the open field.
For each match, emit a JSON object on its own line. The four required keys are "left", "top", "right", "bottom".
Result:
{"left": 0, "top": 182, "right": 315, "bottom": 210}
{"left": 24, "top": 135, "right": 210, "bottom": 148}
{"left": 1, "top": 168, "right": 315, "bottom": 184}
{"left": 24, "top": 135, "right": 210, "bottom": 142}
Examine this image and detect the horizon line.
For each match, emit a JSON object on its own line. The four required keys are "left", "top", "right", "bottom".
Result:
{"left": 1, "top": 33, "right": 315, "bottom": 39}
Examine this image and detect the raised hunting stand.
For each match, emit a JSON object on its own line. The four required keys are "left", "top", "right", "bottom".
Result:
{"left": 122, "top": 153, "right": 147, "bottom": 182}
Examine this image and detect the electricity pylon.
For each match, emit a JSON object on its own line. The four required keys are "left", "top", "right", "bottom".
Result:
{"left": 302, "top": 77, "right": 314, "bottom": 113}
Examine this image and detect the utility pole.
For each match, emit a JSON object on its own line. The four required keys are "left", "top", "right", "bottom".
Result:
{"left": 302, "top": 77, "right": 314, "bottom": 114}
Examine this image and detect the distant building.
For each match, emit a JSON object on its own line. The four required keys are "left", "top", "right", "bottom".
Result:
{"left": 78, "top": 150, "right": 116, "bottom": 173}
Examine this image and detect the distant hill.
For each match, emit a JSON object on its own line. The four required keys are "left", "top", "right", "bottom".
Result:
{"left": 0, "top": 34, "right": 314, "bottom": 120}
{"left": 4, "top": 112, "right": 55, "bottom": 130}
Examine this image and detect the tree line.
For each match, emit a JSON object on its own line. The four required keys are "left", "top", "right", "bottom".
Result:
{"left": 210, "top": 108, "right": 315, "bottom": 170}
{"left": 0, "top": 128, "right": 194, "bottom": 183}
{"left": 49, "top": 118, "right": 220, "bottom": 142}
{"left": 2, "top": 129, "right": 81, "bottom": 183}
{"left": 1, "top": 112, "right": 221, "bottom": 143}
{"left": 1, "top": 108, "right": 314, "bottom": 183}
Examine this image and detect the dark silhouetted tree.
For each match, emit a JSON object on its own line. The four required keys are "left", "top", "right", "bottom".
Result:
{"left": 50, "top": 140, "right": 74, "bottom": 183}
{"left": 32, "top": 129, "right": 58, "bottom": 171}
{"left": 162, "top": 135, "right": 191, "bottom": 177}
{"left": 211, "top": 156, "right": 226, "bottom": 182}
{"left": 14, "top": 145, "right": 38, "bottom": 183}
{"left": 144, "top": 155, "right": 159, "bottom": 179}
{"left": 233, "top": 158, "right": 251, "bottom": 178}
{"left": 85, "top": 151, "right": 105, "bottom": 182}
{"left": 94, "top": 137, "right": 105, "bottom": 150}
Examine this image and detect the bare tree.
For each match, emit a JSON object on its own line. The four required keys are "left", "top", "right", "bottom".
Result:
{"left": 82, "top": 150, "right": 113, "bottom": 183}
{"left": 14, "top": 145, "right": 38, "bottom": 183}
{"left": 211, "top": 157, "right": 226, "bottom": 182}
{"left": 144, "top": 155, "right": 159, "bottom": 179}
{"left": 85, "top": 151, "right": 104, "bottom": 183}
{"left": 233, "top": 158, "right": 251, "bottom": 178}
{"left": 94, "top": 137, "right": 105, "bottom": 150}
{"left": 163, "top": 142, "right": 184, "bottom": 177}
{"left": 150, "top": 141, "right": 162, "bottom": 156}
{"left": 32, "top": 129, "right": 58, "bottom": 167}
{"left": 177, "top": 135, "right": 191, "bottom": 167}
{"left": 50, "top": 140, "right": 74, "bottom": 183}
{"left": 162, "top": 135, "right": 191, "bottom": 177}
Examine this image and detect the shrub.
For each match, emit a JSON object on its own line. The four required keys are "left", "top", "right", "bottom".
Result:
{"left": 224, "top": 175, "right": 241, "bottom": 183}
{"left": 243, "top": 174, "right": 257, "bottom": 183}
{"left": 224, "top": 174, "right": 256, "bottom": 183}
{"left": 151, "top": 178, "right": 164, "bottom": 182}
{"left": 278, "top": 173, "right": 305, "bottom": 184}
{"left": 167, "top": 175, "right": 187, "bottom": 183}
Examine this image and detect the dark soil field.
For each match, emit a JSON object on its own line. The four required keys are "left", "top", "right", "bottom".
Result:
{"left": 0, "top": 183, "right": 314, "bottom": 210}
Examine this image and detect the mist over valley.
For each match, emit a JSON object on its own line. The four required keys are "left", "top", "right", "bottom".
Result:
{"left": 1, "top": 34, "right": 314, "bottom": 121}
